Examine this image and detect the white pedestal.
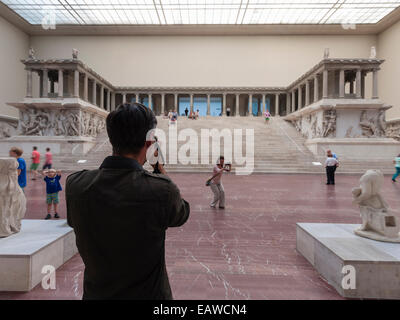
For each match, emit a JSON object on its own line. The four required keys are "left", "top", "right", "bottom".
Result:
{"left": 0, "top": 219, "right": 77, "bottom": 291}
{"left": 297, "top": 223, "right": 400, "bottom": 299}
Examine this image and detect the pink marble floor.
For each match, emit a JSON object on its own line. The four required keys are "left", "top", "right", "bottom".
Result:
{"left": 1, "top": 172, "right": 400, "bottom": 300}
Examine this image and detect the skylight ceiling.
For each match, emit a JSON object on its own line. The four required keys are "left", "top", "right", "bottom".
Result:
{"left": 2, "top": 0, "right": 400, "bottom": 25}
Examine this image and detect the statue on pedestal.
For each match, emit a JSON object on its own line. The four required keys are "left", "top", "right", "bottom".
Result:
{"left": 72, "top": 48, "right": 78, "bottom": 60}
{"left": 352, "top": 169, "right": 400, "bottom": 242}
{"left": 28, "top": 47, "right": 35, "bottom": 60}
{"left": 370, "top": 46, "right": 377, "bottom": 59}
{"left": 0, "top": 158, "right": 26, "bottom": 237}
{"left": 324, "top": 48, "right": 330, "bottom": 59}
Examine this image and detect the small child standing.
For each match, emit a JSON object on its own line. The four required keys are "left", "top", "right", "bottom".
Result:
{"left": 43, "top": 169, "right": 62, "bottom": 220}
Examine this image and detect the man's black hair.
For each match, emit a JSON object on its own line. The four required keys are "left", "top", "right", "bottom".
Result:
{"left": 106, "top": 103, "right": 157, "bottom": 156}
{"left": 46, "top": 147, "right": 50, "bottom": 151}
{"left": 33, "top": 146, "right": 37, "bottom": 150}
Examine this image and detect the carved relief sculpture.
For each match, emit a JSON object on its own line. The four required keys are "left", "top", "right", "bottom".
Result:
{"left": 359, "top": 110, "right": 386, "bottom": 137}
{"left": 0, "top": 121, "right": 17, "bottom": 139}
{"left": 18, "top": 108, "right": 105, "bottom": 138}
{"left": 0, "top": 158, "right": 26, "bottom": 237}
{"left": 322, "top": 110, "right": 336, "bottom": 137}
{"left": 352, "top": 169, "right": 400, "bottom": 242}
{"left": 386, "top": 120, "right": 400, "bottom": 140}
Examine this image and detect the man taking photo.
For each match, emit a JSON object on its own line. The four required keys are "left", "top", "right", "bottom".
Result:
{"left": 66, "top": 103, "right": 190, "bottom": 300}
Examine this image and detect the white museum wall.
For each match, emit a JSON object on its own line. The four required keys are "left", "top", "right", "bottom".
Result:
{"left": 0, "top": 15, "right": 29, "bottom": 118}
{"left": 378, "top": 19, "right": 400, "bottom": 121}
{"left": 30, "top": 35, "right": 376, "bottom": 89}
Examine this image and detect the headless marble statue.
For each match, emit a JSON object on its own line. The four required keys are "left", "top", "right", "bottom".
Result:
{"left": 352, "top": 169, "right": 400, "bottom": 242}
{"left": 0, "top": 158, "right": 26, "bottom": 237}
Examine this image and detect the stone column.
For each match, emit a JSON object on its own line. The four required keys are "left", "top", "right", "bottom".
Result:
{"left": 190, "top": 94, "right": 194, "bottom": 113}
{"left": 26, "top": 69, "right": 33, "bottom": 98}
{"left": 262, "top": 94, "right": 266, "bottom": 115}
{"left": 107, "top": 90, "right": 111, "bottom": 111}
{"left": 248, "top": 94, "right": 252, "bottom": 116}
{"left": 305, "top": 81, "right": 310, "bottom": 106}
{"left": 161, "top": 93, "right": 165, "bottom": 115}
{"left": 298, "top": 86, "right": 302, "bottom": 109}
{"left": 275, "top": 93, "right": 279, "bottom": 116}
{"left": 207, "top": 94, "right": 211, "bottom": 116}
{"left": 286, "top": 93, "right": 290, "bottom": 115}
{"left": 58, "top": 69, "right": 63, "bottom": 98}
{"left": 291, "top": 90, "right": 295, "bottom": 113}
{"left": 100, "top": 85, "right": 104, "bottom": 109}
{"left": 314, "top": 75, "right": 319, "bottom": 102}
{"left": 73, "top": 70, "right": 79, "bottom": 98}
{"left": 339, "top": 69, "right": 345, "bottom": 98}
{"left": 235, "top": 94, "right": 240, "bottom": 116}
{"left": 148, "top": 93, "right": 152, "bottom": 110}
{"left": 92, "top": 80, "right": 97, "bottom": 105}
{"left": 356, "top": 69, "right": 362, "bottom": 98}
{"left": 222, "top": 93, "right": 227, "bottom": 115}
{"left": 42, "top": 69, "right": 48, "bottom": 98}
{"left": 136, "top": 93, "right": 139, "bottom": 103}
{"left": 50, "top": 78, "right": 55, "bottom": 94}
{"left": 174, "top": 93, "right": 178, "bottom": 111}
{"left": 111, "top": 92, "right": 116, "bottom": 111}
{"left": 83, "top": 73, "right": 88, "bottom": 101}
{"left": 372, "top": 69, "right": 379, "bottom": 99}
{"left": 322, "top": 69, "right": 328, "bottom": 98}
{"left": 122, "top": 93, "right": 126, "bottom": 103}
{"left": 361, "top": 71, "right": 365, "bottom": 99}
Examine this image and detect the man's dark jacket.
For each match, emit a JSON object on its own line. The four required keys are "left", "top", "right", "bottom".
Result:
{"left": 66, "top": 156, "right": 190, "bottom": 300}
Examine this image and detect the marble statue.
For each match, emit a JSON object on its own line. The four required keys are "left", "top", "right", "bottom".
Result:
{"left": 72, "top": 48, "right": 78, "bottom": 60}
{"left": 324, "top": 48, "right": 330, "bottom": 59}
{"left": 0, "top": 158, "right": 26, "bottom": 237}
{"left": 28, "top": 47, "right": 35, "bottom": 59}
{"left": 370, "top": 46, "right": 377, "bottom": 59}
{"left": 352, "top": 169, "right": 400, "bottom": 242}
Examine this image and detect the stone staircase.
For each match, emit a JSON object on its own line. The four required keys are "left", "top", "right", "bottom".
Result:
{"left": 52, "top": 116, "right": 396, "bottom": 174}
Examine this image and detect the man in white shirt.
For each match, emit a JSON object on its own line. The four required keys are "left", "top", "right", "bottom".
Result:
{"left": 325, "top": 152, "right": 338, "bottom": 185}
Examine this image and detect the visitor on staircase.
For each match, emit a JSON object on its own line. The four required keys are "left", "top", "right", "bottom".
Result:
{"left": 264, "top": 110, "right": 271, "bottom": 123}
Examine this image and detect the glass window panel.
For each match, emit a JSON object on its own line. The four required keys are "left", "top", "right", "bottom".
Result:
{"left": 1, "top": 0, "right": 399, "bottom": 25}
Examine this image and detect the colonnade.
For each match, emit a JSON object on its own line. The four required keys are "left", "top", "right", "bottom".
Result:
{"left": 24, "top": 58, "right": 382, "bottom": 117}
{"left": 287, "top": 64, "right": 380, "bottom": 113}
{"left": 26, "top": 67, "right": 115, "bottom": 112}
{"left": 116, "top": 91, "right": 284, "bottom": 116}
